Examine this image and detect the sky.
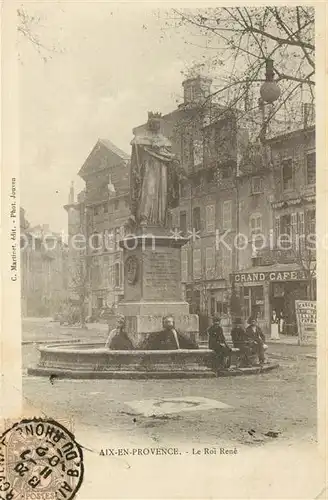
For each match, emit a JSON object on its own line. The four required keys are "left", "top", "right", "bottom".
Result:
{"left": 19, "top": 2, "right": 211, "bottom": 233}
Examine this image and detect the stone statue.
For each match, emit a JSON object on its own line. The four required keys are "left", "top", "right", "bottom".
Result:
{"left": 128, "top": 112, "right": 185, "bottom": 228}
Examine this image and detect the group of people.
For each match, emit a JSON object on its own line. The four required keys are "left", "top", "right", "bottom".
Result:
{"left": 105, "top": 313, "right": 267, "bottom": 371}
{"left": 105, "top": 314, "right": 198, "bottom": 350}
{"left": 207, "top": 316, "right": 266, "bottom": 370}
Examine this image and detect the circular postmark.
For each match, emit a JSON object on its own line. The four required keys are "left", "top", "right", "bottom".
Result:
{"left": 125, "top": 256, "right": 139, "bottom": 285}
{"left": 0, "top": 418, "right": 84, "bottom": 500}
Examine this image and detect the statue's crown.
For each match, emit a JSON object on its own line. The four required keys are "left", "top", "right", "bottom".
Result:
{"left": 148, "top": 111, "right": 162, "bottom": 120}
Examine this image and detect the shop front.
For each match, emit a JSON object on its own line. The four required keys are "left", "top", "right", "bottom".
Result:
{"left": 230, "top": 264, "right": 316, "bottom": 336}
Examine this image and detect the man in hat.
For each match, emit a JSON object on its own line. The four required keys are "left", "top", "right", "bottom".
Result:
{"left": 245, "top": 317, "right": 266, "bottom": 365}
{"left": 207, "top": 316, "right": 231, "bottom": 370}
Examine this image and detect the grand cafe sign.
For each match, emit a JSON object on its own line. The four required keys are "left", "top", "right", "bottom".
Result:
{"left": 231, "top": 269, "right": 315, "bottom": 283}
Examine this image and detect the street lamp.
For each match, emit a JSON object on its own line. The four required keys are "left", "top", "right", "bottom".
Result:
{"left": 260, "top": 59, "right": 281, "bottom": 104}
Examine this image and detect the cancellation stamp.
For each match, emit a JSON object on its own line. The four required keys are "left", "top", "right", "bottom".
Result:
{"left": 0, "top": 418, "right": 84, "bottom": 500}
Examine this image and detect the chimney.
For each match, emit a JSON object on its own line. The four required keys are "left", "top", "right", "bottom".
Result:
{"left": 182, "top": 75, "right": 212, "bottom": 106}
{"left": 68, "top": 181, "right": 74, "bottom": 204}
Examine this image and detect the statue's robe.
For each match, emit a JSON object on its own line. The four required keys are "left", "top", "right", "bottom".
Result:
{"left": 130, "top": 132, "right": 180, "bottom": 227}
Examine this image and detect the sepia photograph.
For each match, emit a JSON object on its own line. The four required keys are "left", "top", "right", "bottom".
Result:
{"left": 1, "top": 2, "right": 326, "bottom": 499}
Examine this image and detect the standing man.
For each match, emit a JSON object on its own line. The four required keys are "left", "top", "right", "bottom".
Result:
{"left": 245, "top": 317, "right": 266, "bottom": 365}
{"left": 207, "top": 316, "right": 231, "bottom": 370}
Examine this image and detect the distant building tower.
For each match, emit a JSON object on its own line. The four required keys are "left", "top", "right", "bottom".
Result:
{"left": 182, "top": 75, "right": 212, "bottom": 106}
{"left": 68, "top": 181, "right": 75, "bottom": 204}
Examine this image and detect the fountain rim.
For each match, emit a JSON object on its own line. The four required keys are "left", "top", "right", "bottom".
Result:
{"left": 37, "top": 342, "right": 211, "bottom": 355}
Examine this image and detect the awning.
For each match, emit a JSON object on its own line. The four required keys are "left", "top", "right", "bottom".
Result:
{"left": 230, "top": 262, "right": 316, "bottom": 284}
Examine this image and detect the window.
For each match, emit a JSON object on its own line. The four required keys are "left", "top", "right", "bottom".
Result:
{"left": 291, "top": 213, "right": 298, "bottom": 246}
{"left": 114, "top": 227, "right": 120, "bottom": 250}
{"left": 275, "top": 216, "right": 281, "bottom": 244}
{"left": 222, "top": 245, "right": 232, "bottom": 275}
{"left": 206, "top": 205, "right": 215, "bottom": 233}
{"left": 205, "top": 247, "right": 215, "bottom": 279}
{"left": 103, "top": 203, "right": 109, "bottom": 214}
{"left": 250, "top": 214, "right": 262, "bottom": 252}
{"left": 193, "top": 139, "right": 203, "bottom": 166}
{"left": 249, "top": 214, "right": 262, "bottom": 235}
{"left": 221, "top": 165, "right": 233, "bottom": 179}
{"left": 171, "top": 210, "right": 179, "bottom": 229}
{"left": 306, "top": 209, "right": 315, "bottom": 235}
{"left": 94, "top": 205, "right": 100, "bottom": 216}
{"left": 279, "top": 214, "right": 292, "bottom": 249}
{"left": 114, "top": 262, "right": 121, "bottom": 287}
{"left": 206, "top": 168, "right": 215, "bottom": 184}
{"left": 298, "top": 212, "right": 305, "bottom": 236}
{"left": 210, "top": 297, "right": 216, "bottom": 316}
{"left": 119, "top": 226, "right": 125, "bottom": 239}
{"left": 180, "top": 211, "right": 187, "bottom": 234}
{"left": 167, "top": 211, "right": 172, "bottom": 229}
{"left": 282, "top": 158, "right": 293, "bottom": 190}
{"left": 222, "top": 200, "right": 232, "bottom": 230}
{"left": 180, "top": 182, "right": 189, "bottom": 198}
{"left": 243, "top": 286, "right": 264, "bottom": 321}
{"left": 306, "top": 152, "right": 316, "bottom": 185}
{"left": 90, "top": 232, "right": 102, "bottom": 252}
{"left": 92, "top": 260, "right": 101, "bottom": 286}
{"left": 192, "top": 207, "right": 201, "bottom": 232}
{"left": 251, "top": 176, "right": 263, "bottom": 194}
{"left": 108, "top": 202, "right": 114, "bottom": 214}
{"left": 181, "top": 248, "right": 188, "bottom": 282}
{"left": 104, "top": 230, "right": 114, "bottom": 251}
{"left": 193, "top": 173, "right": 203, "bottom": 195}
{"left": 114, "top": 200, "right": 119, "bottom": 211}
{"left": 193, "top": 249, "right": 201, "bottom": 280}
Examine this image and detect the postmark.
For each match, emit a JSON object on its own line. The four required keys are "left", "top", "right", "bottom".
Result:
{"left": 0, "top": 418, "right": 84, "bottom": 500}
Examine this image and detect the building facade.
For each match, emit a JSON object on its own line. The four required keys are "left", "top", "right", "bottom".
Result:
{"left": 231, "top": 125, "right": 316, "bottom": 335}
{"left": 133, "top": 76, "right": 250, "bottom": 330}
{"left": 20, "top": 209, "right": 68, "bottom": 317}
{"left": 65, "top": 139, "right": 130, "bottom": 318}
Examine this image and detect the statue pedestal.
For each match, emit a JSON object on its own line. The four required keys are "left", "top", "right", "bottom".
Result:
{"left": 117, "top": 233, "right": 199, "bottom": 347}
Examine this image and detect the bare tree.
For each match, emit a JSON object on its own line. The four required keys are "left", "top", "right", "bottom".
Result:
{"left": 17, "top": 7, "right": 62, "bottom": 61}
{"left": 163, "top": 6, "right": 314, "bottom": 138}
{"left": 68, "top": 254, "right": 89, "bottom": 328}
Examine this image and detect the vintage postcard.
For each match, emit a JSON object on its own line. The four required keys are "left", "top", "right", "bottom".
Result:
{"left": 1, "top": 1, "right": 327, "bottom": 498}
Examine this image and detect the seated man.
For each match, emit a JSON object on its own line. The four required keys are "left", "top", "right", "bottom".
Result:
{"left": 244, "top": 317, "right": 266, "bottom": 366}
{"left": 231, "top": 317, "right": 254, "bottom": 367}
{"left": 142, "top": 315, "right": 198, "bottom": 350}
{"left": 207, "top": 316, "right": 231, "bottom": 370}
{"left": 105, "top": 314, "right": 133, "bottom": 350}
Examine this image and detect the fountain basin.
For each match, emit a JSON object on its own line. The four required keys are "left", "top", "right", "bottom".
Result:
{"left": 27, "top": 342, "right": 217, "bottom": 379}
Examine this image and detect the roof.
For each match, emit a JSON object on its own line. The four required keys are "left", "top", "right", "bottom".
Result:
{"left": 78, "top": 139, "right": 129, "bottom": 179}
{"left": 266, "top": 125, "right": 315, "bottom": 144}
{"left": 98, "top": 138, "right": 130, "bottom": 160}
